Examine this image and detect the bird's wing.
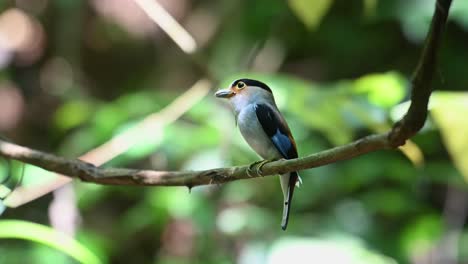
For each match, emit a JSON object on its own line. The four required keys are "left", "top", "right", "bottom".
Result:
{"left": 255, "top": 103, "right": 298, "bottom": 230}
{"left": 254, "top": 103, "right": 298, "bottom": 159}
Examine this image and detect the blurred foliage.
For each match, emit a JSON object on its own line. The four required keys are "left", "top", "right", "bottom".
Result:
{"left": 431, "top": 92, "right": 468, "bottom": 183}
{"left": 0, "top": 220, "right": 102, "bottom": 264}
{"left": 288, "top": 0, "right": 333, "bottom": 30}
{"left": 0, "top": 0, "right": 467, "bottom": 264}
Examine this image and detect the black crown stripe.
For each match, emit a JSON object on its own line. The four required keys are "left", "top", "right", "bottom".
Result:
{"left": 231, "top": 78, "right": 272, "bottom": 93}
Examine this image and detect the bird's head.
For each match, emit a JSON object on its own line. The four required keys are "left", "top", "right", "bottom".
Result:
{"left": 215, "top": 78, "right": 273, "bottom": 107}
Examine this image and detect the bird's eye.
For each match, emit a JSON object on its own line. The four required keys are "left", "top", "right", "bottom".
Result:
{"left": 237, "top": 82, "right": 245, "bottom": 89}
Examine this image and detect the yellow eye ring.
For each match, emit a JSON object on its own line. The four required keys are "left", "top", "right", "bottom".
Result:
{"left": 237, "top": 82, "right": 246, "bottom": 89}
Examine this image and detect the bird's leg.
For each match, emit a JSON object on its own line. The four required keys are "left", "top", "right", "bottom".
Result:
{"left": 247, "top": 160, "right": 263, "bottom": 177}
{"left": 253, "top": 159, "right": 270, "bottom": 176}
{"left": 247, "top": 159, "right": 279, "bottom": 177}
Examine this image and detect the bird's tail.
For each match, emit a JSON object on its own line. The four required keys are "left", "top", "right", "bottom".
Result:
{"left": 280, "top": 171, "right": 298, "bottom": 230}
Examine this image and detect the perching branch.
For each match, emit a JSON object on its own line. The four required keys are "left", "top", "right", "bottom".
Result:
{"left": 0, "top": 0, "right": 453, "bottom": 188}
{"left": 0, "top": 134, "right": 389, "bottom": 187}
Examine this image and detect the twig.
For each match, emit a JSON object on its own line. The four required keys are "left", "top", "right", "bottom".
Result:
{"left": 0, "top": 0, "right": 453, "bottom": 188}
{"left": 134, "top": 0, "right": 197, "bottom": 54}
{"left": 134, "top": 0, "right": 216, "bottom": 80}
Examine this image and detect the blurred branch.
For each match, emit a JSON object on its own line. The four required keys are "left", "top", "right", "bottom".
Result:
{"left": 0, "top": 0, "right": 453, "bottom": 188}
{"left": 134, "top": 0, "right": 216, "bottom": 80}
{"left": 135, "top": 0, "right": 197, "bottom": 54}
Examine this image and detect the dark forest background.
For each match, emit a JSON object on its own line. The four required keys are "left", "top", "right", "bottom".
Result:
{"left": 0, "top": 0, "right": 467, "bottom": 263}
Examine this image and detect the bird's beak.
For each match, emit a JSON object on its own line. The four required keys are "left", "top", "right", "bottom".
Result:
{"left": 215, "top": 89, "right": 235, "bottom": 98}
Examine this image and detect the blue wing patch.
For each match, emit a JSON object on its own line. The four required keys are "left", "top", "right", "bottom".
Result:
{"left": 254, "top": 104, "right": 297, "bottom": 159}
{"left": 271, "top": 129, "right": 292, "bottom": 158}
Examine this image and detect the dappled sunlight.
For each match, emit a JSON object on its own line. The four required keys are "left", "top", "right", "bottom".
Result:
{"left": 0, "top": 1, "right": 466, "bottom": 263}
{"left": 0, "top": 8, "right": 45, "bottom": 66}
{"left": 265, "top": 237, "right": 397, "bottom": 264}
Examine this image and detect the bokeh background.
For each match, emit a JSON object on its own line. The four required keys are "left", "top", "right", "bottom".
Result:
{"left": 0, "top": 0, "right": 467, "bottom": 263}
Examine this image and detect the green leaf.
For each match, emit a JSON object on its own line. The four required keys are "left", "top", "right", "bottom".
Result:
{"left": 400, "top": 215, "right": 443, "bottom": 259}
{"left": 353, "top": 72, "right": 407, "bottom": 108}
{"left": 363, "top": 0, "right": 378, "bottom": 17}
{"left": 431, "top": 92, "right": 468, "bottom": 183}
{"left": 0, "top": 220, "right": 102, "bottom": 264}
{"left": 54, "top": 101, "right": 94, "bottom": 131}
{"left": 288, "top": 0, "right": 333, "bottom": 30}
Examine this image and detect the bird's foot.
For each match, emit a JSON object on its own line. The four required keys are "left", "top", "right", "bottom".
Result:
{"left": 247, "top": 160, "right": 263, "bottom": 177}
{"left": 247, "top": 159, "right": 278, "bottom": 177}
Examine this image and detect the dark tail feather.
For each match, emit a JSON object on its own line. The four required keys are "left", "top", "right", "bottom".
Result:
{"left": 281, "top": 171, "right": 298, "bottom": 230}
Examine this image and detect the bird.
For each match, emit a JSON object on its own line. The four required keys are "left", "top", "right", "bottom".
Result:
{"left": 215, "top": 78, "right": 300, "bottom": 230}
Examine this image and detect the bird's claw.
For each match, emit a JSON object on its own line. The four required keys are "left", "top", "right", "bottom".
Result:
{"left": 247, "top": 161, "right": 260, "bottom": 177}
{"left": 247, "top": 159, "right": 275, "bottom": 177}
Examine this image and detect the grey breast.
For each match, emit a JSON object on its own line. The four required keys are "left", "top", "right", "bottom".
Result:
{"left": 237, "top": 104, "right": 281, "bottom": 159}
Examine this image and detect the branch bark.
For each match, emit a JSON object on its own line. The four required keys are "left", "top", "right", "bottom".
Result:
{"left": 0, "top": 0, "right": 453, "bottom": 188}
{"left": 388, "top": 0, "right": 452, "bottom": 147}
{"left": 0, "top": 133, "right": 389, "bottom": 187}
